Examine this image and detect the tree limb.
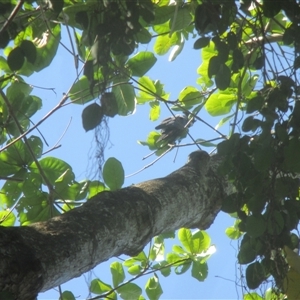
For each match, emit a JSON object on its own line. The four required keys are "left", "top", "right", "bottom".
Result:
{"left": 0, "top": 151, "right": 230, "bottom": 300}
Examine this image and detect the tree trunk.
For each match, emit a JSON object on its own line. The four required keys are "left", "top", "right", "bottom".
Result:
{"left": 0, "top": 151, "right": 230, "bottom": 300}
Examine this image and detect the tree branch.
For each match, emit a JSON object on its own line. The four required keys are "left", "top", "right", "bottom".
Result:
{"left": 0, "top": 151, "right": 230, "bottom": 300}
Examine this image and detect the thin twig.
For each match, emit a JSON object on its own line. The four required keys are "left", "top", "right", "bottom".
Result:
{"left": 0, "top": 0, "right": 24, "bottom": 34}
{"left": 125, "top": 146, "right": 174, "bottom": 178}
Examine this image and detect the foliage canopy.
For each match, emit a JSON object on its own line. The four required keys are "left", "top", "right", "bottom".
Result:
{"left": 1, "top": 0, "right": 300, "bottom": 299}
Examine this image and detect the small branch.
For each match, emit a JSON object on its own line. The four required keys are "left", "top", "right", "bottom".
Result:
{"left": 0, "top": 0, "right": 25, "bottom": 34}
{"left": 126, "top": 146, "right": 174, "bottom": 178}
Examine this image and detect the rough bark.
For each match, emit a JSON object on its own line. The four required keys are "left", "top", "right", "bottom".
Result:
{"left": 0, "top": 151, "right": 231, "bottom": 300}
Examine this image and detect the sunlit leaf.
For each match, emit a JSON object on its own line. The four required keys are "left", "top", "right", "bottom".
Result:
{"left": 117, "top": 283, "right": 142, "bottom": 300}
{"left": 110, "top": 262, "right": 125, "bottom": 288}
{"left": 0, "top": 210, "right": 16, "bottom": 226}
{"left": 145, "top": 274, "right": 163, "bottom": 300}
{"left": 205, "top": 92, "right": 237, "bottom": 116}
{"left": 127, "top": 52, "right": 157, "bottom": 77}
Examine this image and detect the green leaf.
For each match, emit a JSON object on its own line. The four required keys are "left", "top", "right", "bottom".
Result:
{"left": 20, "top": 40, "right": 37, "bottom": 64}
{"left": 82, "top": 103, "right": 104, "bottom": 131}
{"left": 137, "top": 76, "right": 157, "bottom": 103}
{"left": 174, "top": 261, "right": 191, "bottom": 275}
{"left": 238, "top": 235, "right": 256, "bottom": 265}
{"left": 27, "top": 136, "right": 43, "bottom": 159}
{"left": 127, "top": 264, "right": 142, "bottom": 275}
{"left": 222, "top": 193, "right": 238, "bottom": 213}
{"left": 193, "top": 37, "right": 210, "bottom": 49}
{"left": 149, "top": 236, "right": 165, "bottom": 261}
{"left": 244, "top": 293, "right": 264, "bottom": 300}
{"left": 22, "top": 172, "right": 42, "bottom": 198}
{"left": 7, "top": 47, "right": 25, "bottom": 71}
{"left": 6, "top": 81, "right": 32, "bottom": 102}
{"left": 110, "top": 262, "right": 125, "bottom": 288}
{"left": 246, "top": 215, "right": 266, "bottom": 238}
{"left": 154, "top": 32, "right": 180, "bottom": 56}
{"left": 191, "top": 231, "right": 211, "bottom": 254}
{"left": 283, "top": 138, "right": 300, "bottom": 172}
{"left": 145, "top": 274, "right": 163, "bottom": 300}
{"left": 266, "top": 210, "right": 284, "bottom": 235}
{"left": 205, "top": 92, "right": 237, "bottom": 116}
{"left": 59, "top": 291, "right": 76, "bottom": 300}
{"left": 246, "top": 262, "right": 265, "bottom": 289}
{"left": 191, "top": 261, "right": 208, "bottom": 281}
{"left": 208, "top": 56, "right": 221, "bottom": 78}
{"left": 29, "top": 157, "right": 73, "bottom": 185}
{"left": 135, "top": 27, "right": 152, "bottom": 44}
{"left": 0, "top": 210, "right": 16, "bottom": 226}
{"left": 127, "top": 52, "right": 157, "bottom": 77}
{"left": 152, "top": 5, "right": 175, "bottom": 25}
{"left": 0, "top": 153, "right": 22, "bottom": 177}
{"left": 69, "top": 76, "right": 95, "bottom": 105}
{"left": 0, "top": 30, "right": 9, "bottom": 49}
{"left": 90, "top": 279, "right": 113, "bottom": 295}
{"left": 169, "top": 6, "right": 192, "bottom": 34}
{"left": 215, "top": 63, "right": 231, "bottom": 90}
{"left": 103, "top": 157, "right": 124, "bottom": 190}
{"left": 112, "top": 79, "right": 136, "bottom": 116}
{"left": 178, "top": 86, "right": 203, "bottom": 107}
{"left": 117, "top": 283, "right": 142, "bottom": 300}
{"left": 153, "top": 261, "right": 171, "bottom": 277}
{"left": 138, "top": 131, "right": 161, "bottom": 150}
{"left": 87, "top": 180, "right": 106, "bottom": 199}
{"left": 22, "top": 202, "right": 60, "bottom": 225}
{"left": 166, "top": 252, "right": 185, "bottom": 264}
{"left": 172, "top": 245, "right": 187, "bottom": 254}
{"left": 149, "top": 101, "right": 160, "bottom": 121}
{"left": 225, "top": 223, "right": 242, "bottom": 240}
{"left": 34, "top": 24, "right": 61, "bottom": 72}
{"left": 178, "top": 228, "right": 193, "bottom": 252}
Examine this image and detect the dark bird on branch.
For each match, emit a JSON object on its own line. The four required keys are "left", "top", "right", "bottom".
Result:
{"left": 155, "top": 112, "right": 195, "bottom": 146}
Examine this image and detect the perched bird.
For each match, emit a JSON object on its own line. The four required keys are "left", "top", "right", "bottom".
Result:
{"left": 155, "top": 113, "right": 194, "bottom": 146}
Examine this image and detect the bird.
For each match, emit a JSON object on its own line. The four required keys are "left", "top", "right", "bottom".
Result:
{"left": 155, "top": 112, "right": 194, "bottom": 146}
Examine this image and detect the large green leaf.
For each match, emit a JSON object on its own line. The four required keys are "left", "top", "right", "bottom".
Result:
{"left": 117, "top": 283, "right": 142, "bottom": 300}
{"left": 112, "top": 78, "right": 136, "bottom": 116}
{"left": 191, "top": 261, "right": 208, "bottom": 282}
{"left": 7, "top": 47, "right": 25, "bottom": 71}
{"left": 169, "top": 6, "right": 192, "bottom": 34}
{"left": 178, "top": 228, "right": 211, "bottom": 254}
{"left": 29, "top": 157, "right": 74, "bottom": 185}
{"left": 0, "top": 169, "right": 26, "bottom": 207}
{"left": 90, "top": 279, "right": 113, "bottom": 295}
{"left": 178, "top": 86, "right": 203, "bottom": 107}
{"left": 145, "top": 275, "right": 163, "bottom": 300}
{"left": 69, "top": 76, "right": 95, "bottom": 105}
{"left": 103, "top": 157, "right": 124, "bottom": 190}
{"left": 205, "top": 92, "right": 237, "bottom": 116}
{"left": 154, "top": 32, "right": 180, "bottom": 56}
{"left": 246, "top": 215, "right": 266, "bottom": 238}
{"left": 149, "top": 101, "right": 160, "bottom": 121}
{"left": 34, "top": 24, "right": 61, "bottom": 72}
{"left": 110, "top": 262, "right": 125, "bottom": 288}
{"left": 59, "top": 291, "right": 76, "bottom": 300}
{"left": 136, "top": 76, "right": 157, "bottom": 103}
{"left": 246, "top": 262, "right": 265, "bottom": 289}
{"left": 0, "top": 210, "right": 16, "bottom": 226}
{"left": 81, "top": 103, "right": 103, "bottom": 131}
{"left": 127, "top": 51, "right": 157, "bottom": 77}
